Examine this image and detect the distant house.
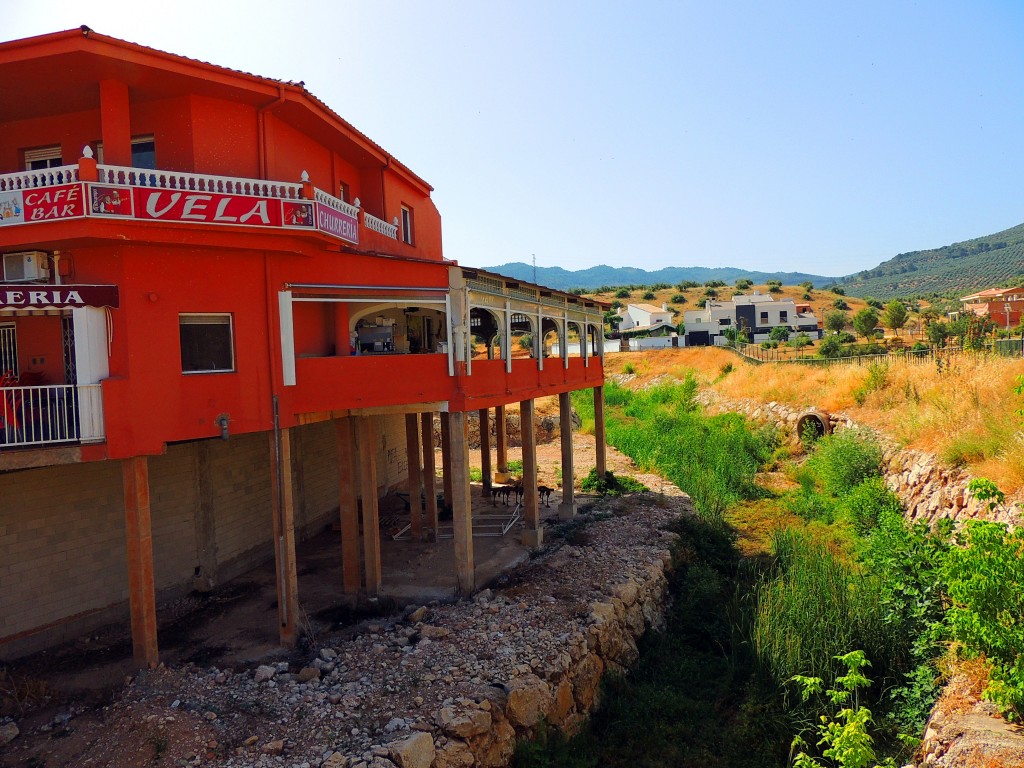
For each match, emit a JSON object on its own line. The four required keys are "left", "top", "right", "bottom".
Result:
{"left": 960, "top": 286, "right": 1024, "bottom": 329}
{"left": 682, "top": 292, "right": 821, "bottom": 346}
{"left": 616, "top": 303, "right": 677, "bottom": 336}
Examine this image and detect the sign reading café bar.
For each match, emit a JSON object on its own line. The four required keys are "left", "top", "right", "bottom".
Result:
{"left": 0, "top": 284, "right": 120, "bottom": 310}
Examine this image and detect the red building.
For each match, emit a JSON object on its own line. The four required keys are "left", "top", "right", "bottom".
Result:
{"left": 0, "top": 27, "right": 608, "bottom": 665}
{"left": 959, "top": 286, "right": 1024, "bottom": 329}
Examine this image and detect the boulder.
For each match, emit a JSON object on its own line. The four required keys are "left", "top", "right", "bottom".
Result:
{"left": 388, "top": 731, "right": 435, "bottom": 768}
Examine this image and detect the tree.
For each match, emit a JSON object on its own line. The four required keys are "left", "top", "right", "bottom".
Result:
{"left": 800, "top": 281, "right": 814, "bottom": 291}
{"left": 864, "top": 296, "right": 883, "bottom": 310}
{"left": 770, "top": 325, "right": 791, "bottom": 342}
{"left": 881, "top": 300, "right": 908, "bottom": 337}
{"left": 825, "top": 311, "right": 848, "bottom": 335}
{"left": 735, "top": 278, "right": 753, "bottom": 290}
{"left": 642, "top": 291, "right": 656, "bottom": 300}
{"left": 926, "top": 321, "right": 948, "bottom": 347}
{"left": 819, "top": 335, "right": 843, "bottom": 358}
{"left": 614, "top": 289, "right": 630, "bottom": 299}
{"left": 852, "top": 308, "right": 879, "bottom": 341}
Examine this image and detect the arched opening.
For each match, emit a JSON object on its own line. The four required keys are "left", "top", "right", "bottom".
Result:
{"left": 796, "top": 410, "right": 832, "bottom": 444}
{"left": 541, "top": 317, "right": 562, "bottom": 358}
{"left": 470, "top": 307, "right": 502, "bottom": 360}
{"left": 510, "top": 312, "right": 535, "bottom": 358}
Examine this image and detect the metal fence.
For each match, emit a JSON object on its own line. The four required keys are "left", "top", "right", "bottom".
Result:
{"left": 730, "top": 342, "right": 974, "bottom": 367}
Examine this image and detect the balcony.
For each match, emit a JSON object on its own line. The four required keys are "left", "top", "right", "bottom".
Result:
{"left": 0, "top": 154, "right": 401, "bottom": 249}
{"left": 0, "top": 382, "right": 104, "bottom": 449}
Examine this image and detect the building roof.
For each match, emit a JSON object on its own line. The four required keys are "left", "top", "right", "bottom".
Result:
{"left": 0, "top": 26, "right": 433, "bottom": 194}
{"left": 629, "top": 303, "right": 669, "bottom": 314}
{"left": 960, "top": 287, "right": 1023, "bottom": 302}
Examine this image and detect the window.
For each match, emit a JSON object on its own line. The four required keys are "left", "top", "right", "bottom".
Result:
{"left": 0, "top": 323, "right": 18, "bottom": 377}
{"left": 400, "top": 204, "right": 414, "bottom": 245}
{"left": 338, "top": 182, "right": 350, "bottom": 203}
{"left": 95, "top": 135, "right": 156, "bottom": 169}
{"left": 780, "top": 311, "right": 789, "bottom": 322}
{"left": 718, "top": 318, "right": 731, "bottom": 326}
{"left": 180, "top": 314, "right": 235, "bottom": 373}
{"left": 760, "top": 311, "right": 769, "bottom": 324}
{"left": 24, "top": 146, "right": 62, "bottom": 170}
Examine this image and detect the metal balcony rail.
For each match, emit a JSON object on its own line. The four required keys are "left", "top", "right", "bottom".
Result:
{"left": 0, "top": 383, "right": 104, "bottom": 449}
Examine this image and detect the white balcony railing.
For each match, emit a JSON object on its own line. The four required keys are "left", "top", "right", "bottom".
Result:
{"left": 363, "top": 211, "right": 398, "bottom": 239}
{"left": 0, "top": 164, "right": 80, "bottom": 193}
{"left": 0, "top": 384, "right": 104, "bottom": 449}
{"left": 313, "top": 187, "right": 360, "bottom": 219}
{"left": 96, "top": 165, "right": 304, "bottom": 200}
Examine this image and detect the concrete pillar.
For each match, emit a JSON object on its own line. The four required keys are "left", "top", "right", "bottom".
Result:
{"left": 122, "top": 455, "right": 159, "bottom": 668}
{"left": 99, "top": 79, "right": 132, "bottom": 166}
{"left": 558, "top": 392, "right": 577, "bottom": 520}
{"left": 449, "top": 411, "right": 475, "bottom": 594}
{"left": 405, "top": 414, "right": 424, "bottom": 539}
{"left": 594, "top": 385, "right": 608, "bottom": 478}
{"left": 421, "top": 412, "right": 439, "bottom": 536}
{"left": 335, "top": 416, "right": 361, "bottom": 594}
{"left": 269, "top": 429, "right": 300, "bottom": 646}
{"left": 357, "top": 417, "right": 382, "bottom": 596}
{"left": 478, "top": 408, "right": 492, "bottom": 498}
{"left": 495, "top": 404, "right": 508, "bottom": 478}
{"left": 440, "top": 412, "right": 453, "bottom": 514}
{"left": 519, "top": 399, "right": 542, "bottom": 548}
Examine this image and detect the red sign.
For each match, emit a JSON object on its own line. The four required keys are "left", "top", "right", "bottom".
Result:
{"left": 89, "top": 185, "right": 134, "bottom": 217}
{"left": 21, "top": 184, "right": 85, "bottom": 222}
{"left": 315, "top": 203, "right": 359, "bottom": 245}
{"left": 134, "top": 189, "right": 283, "bottom": 227}
{"left": 0, "top": 284, "right": 119, "bottom": 309}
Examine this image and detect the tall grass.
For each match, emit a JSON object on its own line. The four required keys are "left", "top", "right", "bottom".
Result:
{"left": 755, "top": 529, "right": 896, "bottom": 686}
{"left": 575, "top": 379, "right": 776, "bottom": 524}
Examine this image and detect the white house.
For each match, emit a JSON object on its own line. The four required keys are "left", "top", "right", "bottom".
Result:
{"left": 617, "top": 303, "right": 676, "bottom": 335}
{"left": 683, "top": 292, "right": 820, "bottom": 346}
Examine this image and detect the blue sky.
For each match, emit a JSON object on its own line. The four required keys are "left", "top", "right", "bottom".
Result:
{"left": 9, "top": 1, "right": 1024, "bottom": 277}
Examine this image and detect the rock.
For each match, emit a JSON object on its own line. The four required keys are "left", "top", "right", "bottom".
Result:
{"left": 299, "top": 666, "right": 321, "bottom": 682}
{"left": 261, "top": 739, "right": 285, "bottom": 755}
{"left": 388, "top": 731, "right": 435, "bottom": 768}
{"left": 408, "top": 606, "right": 429, "bottom": 623}
{"left": 243, "top": 735, "right": 259, "bottom": 746}
{"left": 437, "top": 706, "right": 491, "bottom": 738}
{"left": 572, "top": 654, "right": 604, "bottom": 710}
{"left": 0, "top": 721, "right": 18, "bottom": 746}
{"left": 254, "top": 665, "right": 276, "bottom": 683}
{"left": 505, "top": 674, "right": 552, "bottom": 728}
{"left": 322, "top": 754, "right": 350, "bottom": 768}
{"left": 419, "top": 625, "right": 450, "bottom": 639}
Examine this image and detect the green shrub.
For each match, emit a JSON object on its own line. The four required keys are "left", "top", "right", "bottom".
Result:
{"left": 579, "top": 469, "right": 649, "bottom": 496}
{"left": 671, "top": 293, "right": 686, "bottom": 303}
{"left": 615, "top": 289, "right": 630, "bottom": 298}
{"left": 622, "top": 362, "right": 635, "bottom": 375}
{"left": 806, "top": 429, "right": 882, "bottom": 498}
{"left": 837, "top": 478, "right": 900, "bottom": 534}
{"left": 944, "top": 520, "right": 1024, "bottom": 720}
{"left": 642, "top": 291, "right": 656, "bottom": 300}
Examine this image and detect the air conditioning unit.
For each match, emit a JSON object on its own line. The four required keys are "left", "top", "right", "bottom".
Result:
{"left": 2, "top": 251, "right": 50, "bottom": 282}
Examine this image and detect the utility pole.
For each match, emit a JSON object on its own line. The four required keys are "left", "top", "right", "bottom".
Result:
{"left": 532, "top": 254, "right": 536, "bottom": 283}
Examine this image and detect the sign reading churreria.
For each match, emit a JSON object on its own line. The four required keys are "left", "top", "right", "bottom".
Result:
{"left": 315, "top": 202, "right": 359, "bottom": 245}
{"left": 0, "top": 284, "right": 120, "bottom": 309}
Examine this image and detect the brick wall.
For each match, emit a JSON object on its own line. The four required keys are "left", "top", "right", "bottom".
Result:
{"left": 149, "top": 444, "right": 200, "bottom": 590}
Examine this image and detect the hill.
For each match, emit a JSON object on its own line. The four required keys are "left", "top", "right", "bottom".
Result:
{"left": 840, "top": 222, "right": 1024, "bottom": 300}
{"left": 483, "top": 263, "right": 834, "bottom": 292}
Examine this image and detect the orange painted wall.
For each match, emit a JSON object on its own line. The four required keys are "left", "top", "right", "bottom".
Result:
{"left": 10, "top": 316, "right": 65, "bottom": 384}
{"left": 0, "top": 109, "right": 101, "bottom": 173}
{"left": 190, "top": 96, "right": 259, "bottom": 178}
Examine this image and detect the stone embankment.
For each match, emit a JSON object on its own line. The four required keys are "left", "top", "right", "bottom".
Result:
{"left": 696, "top": 391, "right": 1023, "bottom": 528}
{"left": 4, "top": 497, "right": 683, "bottom": 768}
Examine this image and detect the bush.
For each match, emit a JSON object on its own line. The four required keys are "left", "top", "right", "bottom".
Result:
{"left": 944, "top": 520, "right": 1024, "bottom": 720}
{"left": 818, "top": 335, "right": 843, "bottom": 358}
{"left": 670, "top": 293, "right": 686, "bottom": 303}
{"left": 642, "top": 291, "right": 656, "bottom": 300}
{"left": 837, "top": 477, "right": 901, "bottom": 534}
{"left": 615, "top": 289, "right": 630, "bottom": 299}
{"left": 579, "top": 469, "right": 649, "bottom": 496}
{"left": 806, "top": 428, "right": 882, "bottom": 498}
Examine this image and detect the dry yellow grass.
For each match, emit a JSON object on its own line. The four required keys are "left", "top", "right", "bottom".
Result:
{"left": 604, "top": 348, "right": 1024, "bottom": 497}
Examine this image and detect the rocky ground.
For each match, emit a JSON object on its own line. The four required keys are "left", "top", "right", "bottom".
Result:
{"left": 1, "top": 461, "right": 683, "bottom": 768}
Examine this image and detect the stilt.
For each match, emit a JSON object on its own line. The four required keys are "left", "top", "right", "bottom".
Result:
{"left": 357, "top": 417, "right": 382, "bottom": 595}
{"left": 335, "top": 416, "right": 361, "bottom": 594}
{"left": 421, "top": 412, "right": 439, "bottom": 535}
{"left": 558, "top": 392, "right": 577, "bottom": 520}
{"left": 449, "top": 410, "right": 475, "bottom": 594}
{"left": 478, "top": 408, "right": 492, "bottom": 498}
{"left": 519, "top": 399, "right": 543, "bottom": 548}
{"left": 495, "top": 404, "right": 508, "bottom": 479}
{"left": 594, "top": 385, "right": 608, "bottom": 479}
{"left": 440, "top": 412, "right": 453, "bottom": 513}
{"left": 405, "top": 414, "right": 424, "bottom": 539}
{"left": 122, "top": 455, "right": 159, "bottom": 667}
{"left": 269, "top": 428, "right": 300, "bottom": 646}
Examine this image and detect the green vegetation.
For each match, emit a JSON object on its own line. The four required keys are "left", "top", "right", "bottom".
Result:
{"left": 579, "top": 468, "right": 649, "bottom": 496}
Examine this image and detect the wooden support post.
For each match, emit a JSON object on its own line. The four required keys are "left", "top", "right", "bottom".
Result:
{"left": 558, "top": 392, "right": 577, "bottom": 520}
{"left": 269, "top": 429, "right": 300, "bottom": 646}
{"left": 405, "top": 414, "right": 424, "bottom": 539}
{"left": 357, "top": 417, "right": 382, "bottom": 596}
{"left": 520, "top": 399, "right": 542, "bottom": 548}
{"left": 478, "top": 408, "right": 492, "bottom": 498}
{"left": 449, "top": 410, "right": 475, "bottom": 595}
{"left": 495, "top": 404, "right": 508, "bottom": 478}
{"left": 335, "top": 416, "right": 361, "bottom": 594}
{"left": 122, "top": 455, "right": 159, "bottom": 668}
{"left": 594, "top": 385, "right": 608, "bottom": 479}
{"left": 440, "top": 412, "right": 453, "bottom": 514}
{"left": 421, "top": 412, "right": 440, "bottom": 536}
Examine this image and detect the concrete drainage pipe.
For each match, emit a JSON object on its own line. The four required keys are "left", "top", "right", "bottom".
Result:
{"left": 796, "top": 410, "right": 832, "bottom": 443}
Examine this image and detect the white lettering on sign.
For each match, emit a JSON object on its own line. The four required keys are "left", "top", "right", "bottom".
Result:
{"left": 181, "top": 195, "right": 212, "bottom": 220}
{"left": 213, "top": 198, "right": 237, "bottom": 223}
{"left": 0, "top": 290, "right": 87, "bottom": 307}
{"left": 239, "top": 200, "right": 270, "bottom": 224}
{"left": 146, "top": 192, "right": 180, "bottom": 218}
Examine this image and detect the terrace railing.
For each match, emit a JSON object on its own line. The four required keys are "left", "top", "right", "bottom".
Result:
{"left": 0, "top": 383, "right": 104, "bottom": 449}
{"left": 363, "top": 211, "right": 399, "bottom": 239}
{"left": 0, "top": 164, "right": 80, "bottom": 192}
{"left": 96, "top": 164, "right": 304, "bottom": 199}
